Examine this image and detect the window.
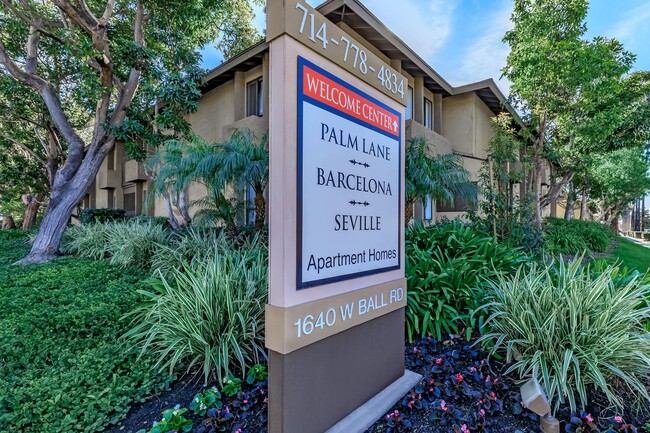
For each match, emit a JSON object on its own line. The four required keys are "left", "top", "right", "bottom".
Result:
{"left": 124, "top": 193, "right": 136, "bottom": 215}
{"left": 406, "top": 86, "right": 413, "bottom": 120}
{"left": 246, "top": 77, "right": 264, "bottom": 117}
{"left": 424, "top": 98, "right": 432, "bottom": 129}
{"left": 423, "top": 195, "right": 432, "bottom": 220}
{"left": 245, "top": 184, "right": 256, "bottom": 225}
{"left": 436, "top": 195, "right": 478, "bottom": 213}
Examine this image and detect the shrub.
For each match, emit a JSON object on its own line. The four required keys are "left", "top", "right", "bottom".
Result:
{"left": 543, "top": 218, "right": 613, "bottom": 255}
{"left": 62, "top": 219, "right": 170, "bottom": 268}
{"left": 79, "top": 207, "right": 126, "bottom": 225}
{"left": 0, "top": 238, "right": 169, "bottom": 433}
{"left": 479, "top": 257, "right": 650, "bottom": 413}
{"left": 61, "top": 222, "right": 112, "bottom": 258}
{"left": 0, "top": 229, "right": 31, "bottom": 240}
{"left": 124, "top": 235, "right": 268, "bottom": 383}
{"left": 405, "top": 220, "right": 530, "bottom": 342}
{"left": 151, "top": 227, "right": 265, "bottom": 276}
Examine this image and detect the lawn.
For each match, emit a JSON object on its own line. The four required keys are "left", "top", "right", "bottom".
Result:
{"left": 0, "top": 231, "right": 169, "bottom": 433}
{"left": 607, "top": 236, "right": 650, "bottom": 274}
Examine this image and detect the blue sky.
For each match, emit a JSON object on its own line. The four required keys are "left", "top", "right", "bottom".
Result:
{"left": 200, "top": 1, "right": 650, "bottom": 208}
{"left": 201, "top": 0, "right": 650, "bottom": 94}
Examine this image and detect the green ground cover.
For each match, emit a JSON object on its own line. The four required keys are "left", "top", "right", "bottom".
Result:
{"left": 606, "top": 236, "right": 650, "bottom": 274}
{"left": 0, "top": 231, "right": 169, "bottom": 433}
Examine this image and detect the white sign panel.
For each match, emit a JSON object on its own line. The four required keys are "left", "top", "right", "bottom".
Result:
{"left": 297, "top": 57, "right": 401, "bottom": 289}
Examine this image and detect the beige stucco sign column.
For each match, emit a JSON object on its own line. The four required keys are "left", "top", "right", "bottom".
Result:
{"left": 265, "top": 1, "right": 408, "bottom": 431}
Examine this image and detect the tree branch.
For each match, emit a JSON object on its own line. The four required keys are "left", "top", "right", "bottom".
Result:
{"left": 540, "top": 171, "right": 575, "bottom": 208}
{"left": 110, "top": 2, "right": 144, "bottom": 127}
{"left": 1, "top": 0, "right": 65, "bottom": 43}
{"left": 0, "top": 132, "right": 47, "bottom": 169}
{"left": 100, "top": 0, "right": 115, "bottom": 25}
{"left": 25, "top": 25, "right": 38, "bottom": 74}
{"left": 0, "top": 38, "right": 87, "bottom": 180}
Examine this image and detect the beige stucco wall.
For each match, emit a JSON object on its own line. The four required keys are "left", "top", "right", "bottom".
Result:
{"left": 442, "top": 93, "right": 474, "bottom": 155}
{"left": 187, "top": 82, "right": 236, "bottom": 144}
{"left": 442, "top": 93, "right": 493, "bottom": 160}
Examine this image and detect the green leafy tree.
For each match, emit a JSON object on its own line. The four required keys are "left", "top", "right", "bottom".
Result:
{"left": 502, "top": 0, "right": 648, "bottom": 226}
{"left": 405, "top": 136, "right": 478, "bottom": 224}
{"left": 0, "top": 0, "right": 262, "bottom": 262}
{"left": 584, "top": 146, "right": 650, "bottom": 227}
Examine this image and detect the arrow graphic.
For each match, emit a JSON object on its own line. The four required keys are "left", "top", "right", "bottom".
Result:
{"left": 349, "top": 159, "right": 371, "bottom": 168}
{"left": 349, "top": 200, "right": 371, "bottom": 206}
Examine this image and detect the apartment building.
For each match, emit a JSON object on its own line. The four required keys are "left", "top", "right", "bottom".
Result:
{"left": 85, "top": 0, "right": 535, "bottom": 223}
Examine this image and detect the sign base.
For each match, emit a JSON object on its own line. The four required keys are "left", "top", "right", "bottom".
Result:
{"left": 268, "top": 308, "right": 405, "bottom": 433}
{"left": 325, "top": 370, "right": 422, "bottom": 433}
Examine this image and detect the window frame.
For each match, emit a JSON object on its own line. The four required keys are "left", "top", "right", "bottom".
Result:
{"left": 424, "top": 98, "right": 432, "bottom": 129}
{"left": 406, "top": 86, "right": 414, "bottom": 121}
{"left": 246, "top": 77, "right": 264, "bottom": 117}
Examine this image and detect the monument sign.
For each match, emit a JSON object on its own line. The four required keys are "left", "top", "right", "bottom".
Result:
{"left": 265, "top": 1, "right": 412, "bottom": 431}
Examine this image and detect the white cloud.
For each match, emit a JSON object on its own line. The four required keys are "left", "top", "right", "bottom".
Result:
{"left": 356, "top": 0, "right": 459, "bottom": 61}
{"left": 451, "top": 1, "right": 512, "bottom": 92}
{"left": 606, "top": 1, "right": 650, "bottom": 52}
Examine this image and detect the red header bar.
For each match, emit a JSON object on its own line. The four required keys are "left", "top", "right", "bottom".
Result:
{"left": 302, "top": 65, "right": 400, "bottom": 137}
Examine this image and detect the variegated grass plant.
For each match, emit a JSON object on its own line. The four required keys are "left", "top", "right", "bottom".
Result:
{"left": 123, "top": 235, "right": 268, "bottom": 384}
{"left": 61, "top": 219, "right": 169, "bottom": 268}
{"left": 479, "top": 257, "right": 650, "bottom": 414}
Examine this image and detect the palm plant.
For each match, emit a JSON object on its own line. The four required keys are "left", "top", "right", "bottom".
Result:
{"left": 145, "top": 138, "right": 208, "bottom": 229}
{"left": 192, "top": 129, "right": 269, "bottom": 231}
{"left": 405, "top": 136, "right": 478, "bottom": 223}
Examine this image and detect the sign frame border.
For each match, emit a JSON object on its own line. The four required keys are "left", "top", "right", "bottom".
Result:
{"left": 296, "top": 56, "right": 402, "bottom": 290}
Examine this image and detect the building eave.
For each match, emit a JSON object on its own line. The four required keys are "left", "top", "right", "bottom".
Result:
{"left": 316, "top": 0, "right": 454, "bottom": 96}
{"left": 453, "top": 79, "right": 522, "bottom": 126}
{"left": 200, "top": 40, "right": 268, "bottom": 94}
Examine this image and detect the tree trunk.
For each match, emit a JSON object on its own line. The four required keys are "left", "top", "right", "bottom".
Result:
{"left": 405, "top": 199, "right": 414, "bottom": 226}
{"left": 178, "top": 190, "right": 192, "bottom": 226}
{"left": 2, "top": 215, "right": 16, "bottom": 230}
{"left": 22, "top": 193, "right": 44, "bottom": 230}
{"left": 254, "top": 185, "right": 266, "bottom": 232}
{"left": 579, "top": 189, "right": 588, "bottom": 220}
{"left": 564, "top": 183, "right": 575, "bottom": 221}
{"left": 533, "top": 154, "right": 543, "bottom": 228}
{"left": 19, "top": 147, "right": 110, "bottom": 264}
{"left": 163, "top": 191, "right": 181, "bottom": 230}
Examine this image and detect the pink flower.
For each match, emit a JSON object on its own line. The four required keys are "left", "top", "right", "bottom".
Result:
{"left": 243, "top": 399, "right": 248, "bottom": 404}
{"left": 440, "top": 400, "right": 448, "bottom": 411}
{"left": 394, "top": 410, "right": 400, "bottom": 416}
{"left": 455, "top": 373, "right": 464, "bottom": 383}
{"left": 615, "top": 416, "right": 623, "bottom": 424}
{"left": 436, "top": 358, "right": 443, "bottom": 365}
{"left": 263, "top": 397, "right": 268, "bottom": 404}
{"left": 485, "top": 375, "right": 491, "bottom": 382}
{"left": 470, "top": 367, "right": 477, "bottom": 372}
{"left": 585, "top": 414, "right": 594, "bottom": 423}
{"left": 461, "top": 424, "right": 470, "bottom": 433}
{"left": 479, "top": 409, "right": 486, "bottom": 417}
